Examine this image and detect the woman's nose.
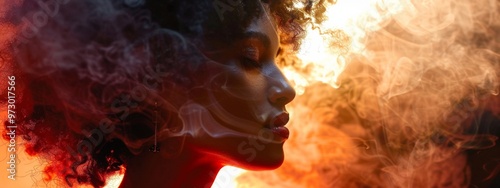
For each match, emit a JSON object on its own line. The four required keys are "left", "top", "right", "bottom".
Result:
{"left": 268, "top": 70, "right": 296, "bottom": 106}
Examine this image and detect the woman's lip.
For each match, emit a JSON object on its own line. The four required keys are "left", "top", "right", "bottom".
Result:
{"left": 272, "top": 112, "right": 290, "bottom": 127}
{"left": 270, "top": 126, "right": 289, "bottom": 139}
{"left": 262, "top": 112, "right": 290, "bottom": 141}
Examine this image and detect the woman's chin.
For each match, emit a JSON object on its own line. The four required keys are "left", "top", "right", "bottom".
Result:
{"left": 189, "top": 132, "right": 286, "bottom": 170}
{"left": 240, "top": 157, "right": 284, "bottom": 171}
{"left": 230, "top": 143, "right": 285, "bottom": 171}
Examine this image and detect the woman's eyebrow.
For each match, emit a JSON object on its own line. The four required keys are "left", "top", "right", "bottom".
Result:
{"left": 241, "top": 31, "right": 271, "bottom": 49}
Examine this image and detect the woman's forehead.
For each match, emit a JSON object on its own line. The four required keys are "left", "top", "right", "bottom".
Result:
{"left": 245, "top": 11, "right": 280, "bottom": 50}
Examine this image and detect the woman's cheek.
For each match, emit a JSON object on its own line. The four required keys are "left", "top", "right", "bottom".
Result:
{"left": 212, "top": 68, "right": 264, "bottom": 101}
{"left": 241, "top": 70, "right": 267, "bottom": 97}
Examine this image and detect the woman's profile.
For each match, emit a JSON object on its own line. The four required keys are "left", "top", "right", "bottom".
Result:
{"left": 1, "top": 0, "right": 326, "bottom": 187}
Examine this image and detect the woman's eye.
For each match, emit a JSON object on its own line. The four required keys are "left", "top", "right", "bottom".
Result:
{"left": 241, "top": 47, "right": 262, "bottom": 69}
{"left": 241, "top": 57, "right": 263, "bottom": 69}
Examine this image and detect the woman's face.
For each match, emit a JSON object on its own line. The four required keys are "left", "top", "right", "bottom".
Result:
{"left": 177, "top": 11, "right": 296, "bottom": 169}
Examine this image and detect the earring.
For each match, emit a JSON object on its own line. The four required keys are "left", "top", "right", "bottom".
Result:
{"left": 149, "top": 101, "right": 160, "bottom": 152}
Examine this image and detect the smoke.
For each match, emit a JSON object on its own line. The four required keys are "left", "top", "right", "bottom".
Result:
{"left": 3, "top": 0, "right": 500, "bottom": 187}
{"left": 237, "top": 0, "right": 500, "bottom": 187}
{"left": 1, "top": 0, "right": 290, "bottom": 186}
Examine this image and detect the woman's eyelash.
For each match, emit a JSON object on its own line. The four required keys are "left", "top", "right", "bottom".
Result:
{"left": 243, "top": 47, "right": 259, "bottom": 61}
{"left": 241, "top": 57, "right": 263, "bottom": 69}
{"left": 241, "top": 47, "right": 262, "bottom": 69}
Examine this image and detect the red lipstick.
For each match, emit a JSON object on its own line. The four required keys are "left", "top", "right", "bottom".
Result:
{"left": 270, "top": 112, "right": 290, "bottom": 139}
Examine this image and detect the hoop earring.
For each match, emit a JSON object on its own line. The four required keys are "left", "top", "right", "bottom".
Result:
{"left": 149, "top": 101, "right": 160, "bottom": 152}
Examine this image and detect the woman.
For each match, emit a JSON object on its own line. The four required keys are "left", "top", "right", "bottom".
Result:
{"left": 1, "top": 0, "right": 326, "bottom": 187}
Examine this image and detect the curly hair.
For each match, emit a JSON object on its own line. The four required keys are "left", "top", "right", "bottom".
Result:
{"left": 0, "top": 0, "right": 329, "bottom": 187}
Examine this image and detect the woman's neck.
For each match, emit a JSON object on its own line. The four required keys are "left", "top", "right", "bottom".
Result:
{"left": 119, "top": 148, "right": 223, "bottom": 188}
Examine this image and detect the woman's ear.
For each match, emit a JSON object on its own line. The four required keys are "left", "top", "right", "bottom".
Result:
{"left": 121, "top": 112, "right": 156, "bottom": 141}
{"left": 110, "top": 107, "right": 157, "bottom": 155}
{"left": 110, "top": 101, "right": 186, "bottom": 156}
